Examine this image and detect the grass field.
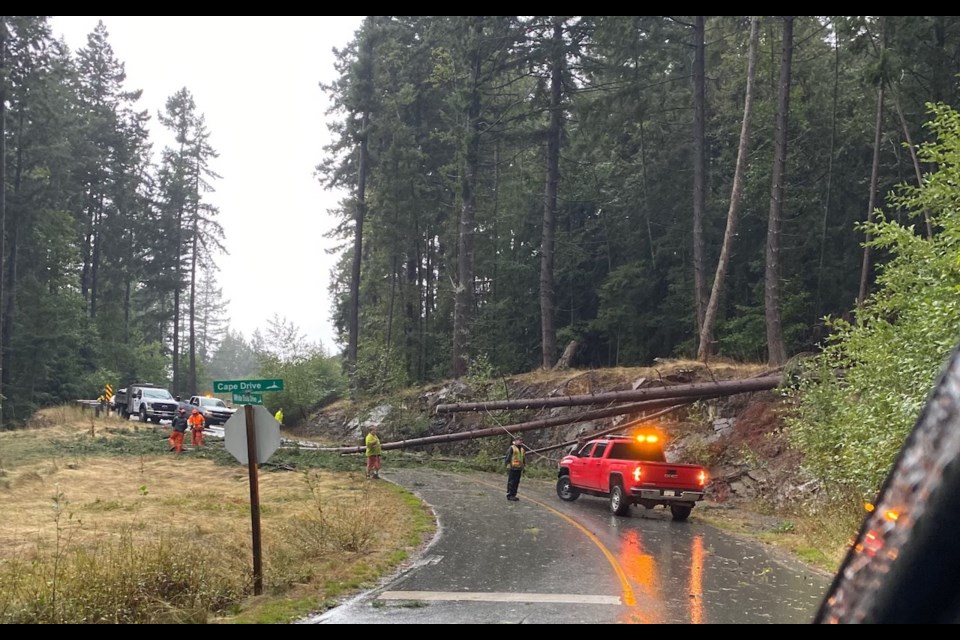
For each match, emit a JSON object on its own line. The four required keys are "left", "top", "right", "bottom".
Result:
{"left": 0, "top": 407, "right": 435, "bottom": 624}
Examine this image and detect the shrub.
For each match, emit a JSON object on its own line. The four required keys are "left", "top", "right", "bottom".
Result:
{"left": 786, "top": 102, "right": 960, "bottom": 497}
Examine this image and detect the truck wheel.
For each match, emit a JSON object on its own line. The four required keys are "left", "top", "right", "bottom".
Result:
{"left": 670, "top": 505, "right": 692, "bottom": 522}
{"left": 610, "top": 482, "right": 631, "bottom": 516}
{"left": 139, "top": 407, "right": 148, "bottom": 423}
{"left": 556, "top": 476, "right": 580, "bottom": 502}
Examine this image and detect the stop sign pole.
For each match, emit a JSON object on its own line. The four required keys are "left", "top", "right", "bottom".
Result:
{"left": 243, "top": 404, "right": 264, "bottom": 596}
{"left": 222, "top": 399, "right": 281, "bottom": 597}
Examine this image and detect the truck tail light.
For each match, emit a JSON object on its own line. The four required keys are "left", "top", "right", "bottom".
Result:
{"left": 632, "top": 466, "right": 642, "bottom": 482}
{"left": 698, "top": 470, "right": 708, "bottom": 486}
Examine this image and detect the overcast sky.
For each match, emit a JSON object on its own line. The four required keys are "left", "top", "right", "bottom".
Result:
{"left": 49, "top": 16, "right": 365, "bottom": 353}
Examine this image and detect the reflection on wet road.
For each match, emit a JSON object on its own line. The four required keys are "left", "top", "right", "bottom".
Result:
{"left": 306, "top": 468, "right": 831, "bottom": 624}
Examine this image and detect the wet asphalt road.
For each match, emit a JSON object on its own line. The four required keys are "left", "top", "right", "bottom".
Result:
{"left": 302, "top": 468, "right": 832, "bottom": 624}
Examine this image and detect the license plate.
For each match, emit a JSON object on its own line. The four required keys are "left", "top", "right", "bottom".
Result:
{"left": 664, "top": 490, "right": 677, "bottom": 497}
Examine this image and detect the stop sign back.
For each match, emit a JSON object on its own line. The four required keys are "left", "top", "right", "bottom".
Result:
{"left": 224, "top": 404, "right": 281, "bottom": 464}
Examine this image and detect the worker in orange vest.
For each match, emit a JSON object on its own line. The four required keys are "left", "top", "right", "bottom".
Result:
{"left": 188, "top": 408, "right": 206, "bottom": 447}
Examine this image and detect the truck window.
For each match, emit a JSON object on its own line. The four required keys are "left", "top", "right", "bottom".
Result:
{"left": 608, "top": 441, "right": 666, "bottom": 462}
{"left": 142, "top": 388, "right": 173, "bottom": 400}
{"left": 591, "top": 442, "right": 608, "bottom": 458}
{"left": 575, "top": 443, "right": 594, "bottom": 457}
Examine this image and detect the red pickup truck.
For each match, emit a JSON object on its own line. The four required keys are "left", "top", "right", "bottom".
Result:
{"left": 556, "top": 431, "right": 708, "bottom": 521}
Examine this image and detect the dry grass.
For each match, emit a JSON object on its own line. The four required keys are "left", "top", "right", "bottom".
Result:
{"left": 0, "top": 409, "right": 435, "bottom": 623}
{"left": 1, "top": 456, "right": 271, "bottom": 561}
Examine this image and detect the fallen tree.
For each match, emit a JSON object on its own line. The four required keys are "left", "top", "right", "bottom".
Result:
{"left": 434, "top": 375, "right": 782, "bottom": 414}
{"left": 304, "top": 397, "right": 697, "bottom": 455}
{"left": 525, "top": 404, "right": 686, "bottom": 457}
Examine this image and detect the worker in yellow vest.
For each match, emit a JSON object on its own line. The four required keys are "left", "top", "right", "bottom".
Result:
{"left": 505, "top": 436, "right": 526, "bottom": 501}
{"left": 365, "top": 426, "right": 382, "bottom": 479}
{"left": 274, "top": 408, "right": 284, "bottom": 426}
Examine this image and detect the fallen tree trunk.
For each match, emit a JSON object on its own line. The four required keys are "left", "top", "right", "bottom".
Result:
{"left": 306, "top": 396, "right": 699, "bottom": 454}
{"left": 434, "top": 375, "right": 782, "bottom": 414}
{"left": 526, "top": 404, "right": 687, "bottom": 456}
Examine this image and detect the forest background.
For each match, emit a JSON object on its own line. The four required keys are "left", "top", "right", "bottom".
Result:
{"left": 2, "top": 16, "right": 960, "bottom": 501}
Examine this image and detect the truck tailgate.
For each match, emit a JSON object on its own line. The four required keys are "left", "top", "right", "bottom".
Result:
{"left": 639, "top": 462, "right": 704, "bottom": 490}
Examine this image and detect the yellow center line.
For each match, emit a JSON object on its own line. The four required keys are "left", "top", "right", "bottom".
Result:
{"left": 466, "top": 475, "right": 637, "bottom": 607}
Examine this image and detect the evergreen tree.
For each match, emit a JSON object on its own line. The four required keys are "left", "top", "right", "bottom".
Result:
{"left": 1, "top": 17, "right": 93, "bottom": 418}
{"left": 156, "top": 88, "right": 221, "bottom": 396}
{"left": 763, "top": 16, "right": 793, "bottom": 367}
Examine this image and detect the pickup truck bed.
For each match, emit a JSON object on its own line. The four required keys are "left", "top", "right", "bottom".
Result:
{"left": 557, "top": 432, "right": 708, "bottom": 521}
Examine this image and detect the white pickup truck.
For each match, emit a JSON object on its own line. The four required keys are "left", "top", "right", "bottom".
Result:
{"left": 114, "top": 383, "right": 178, "bottom": 423}
{"left": 188, "top": 395, "right": 237, "bottom": 426}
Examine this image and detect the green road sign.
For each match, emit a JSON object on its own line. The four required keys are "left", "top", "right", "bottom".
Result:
{"left": 213, "top": 379, "right": 285, "bottom": 393}
{"left": 232, "top": 392, "right": 263, "bottom": 405}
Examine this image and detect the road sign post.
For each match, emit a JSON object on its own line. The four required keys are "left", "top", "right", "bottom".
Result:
{"left": 245, "top": 405, "right": 264, "bottom": 596}
{"left": 223, "top": 404, "right": 281, "bottom": 596}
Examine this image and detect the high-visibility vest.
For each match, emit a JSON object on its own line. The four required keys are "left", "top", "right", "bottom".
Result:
{"left": 365, "top": 433, "right": 382, "bottom": 457}
{"left": 509, "top": 445, "right": 525, "bottom": 469}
